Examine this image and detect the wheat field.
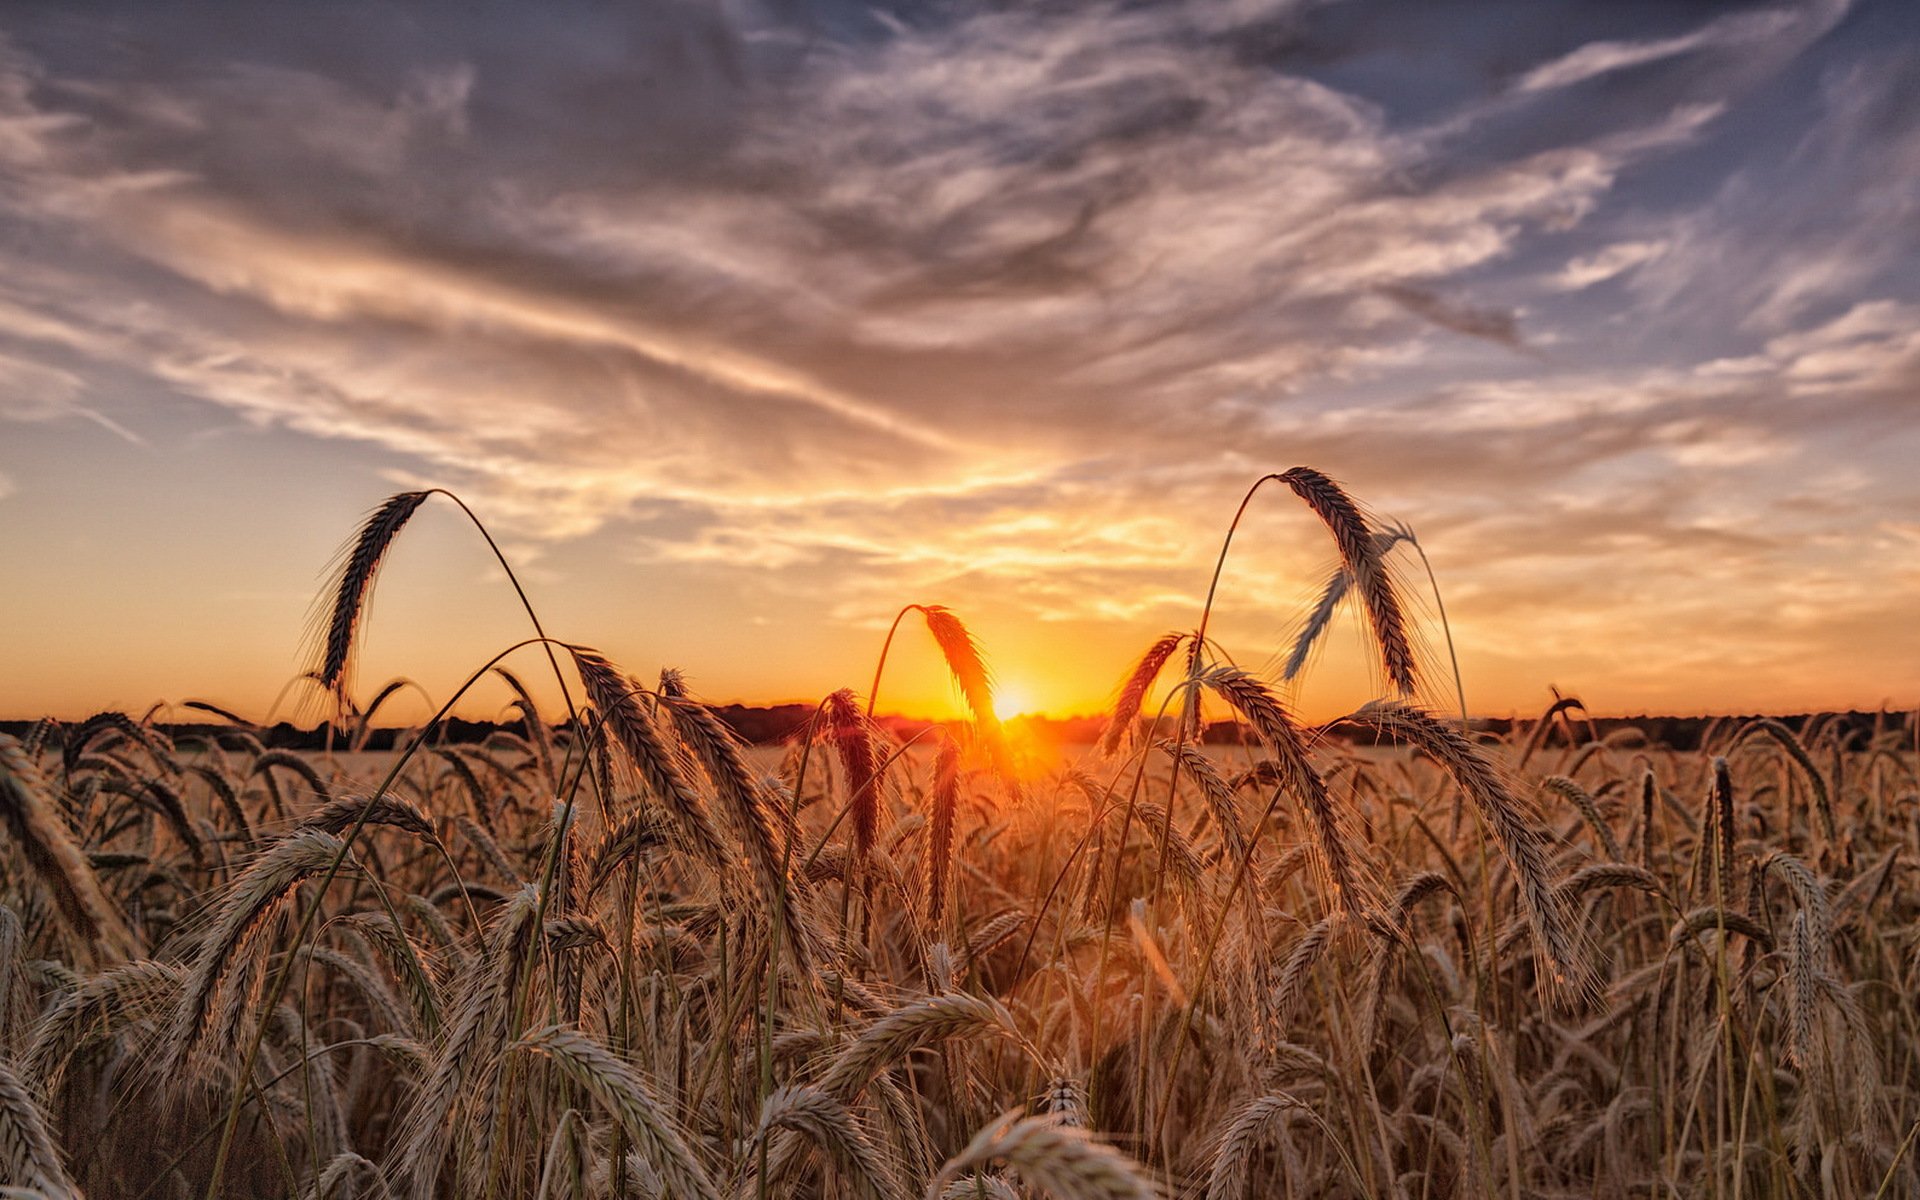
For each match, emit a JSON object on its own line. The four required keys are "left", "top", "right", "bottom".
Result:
{"left": 4, "top": 469, "right": 1916, "bottom": 1199}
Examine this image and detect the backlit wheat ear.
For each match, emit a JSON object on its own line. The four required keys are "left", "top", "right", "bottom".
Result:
{"left": 570, "top": 647, "right": 729, "bottom": 867}
{"left": 1160, "top": 741, "right": 1252, "bottom": 866}
{"left": 1346, "top": 701, "right": 1584, "bottom": 1000}
{"left": 929, "top": 1111, "right": 1161, "bottom": 1200}
{"left": 1201, "top": 667, "right": 1371, "bottom": 913}
{"left": 311, "top": 491, "right": 431, "bottom": 705}
{"left": 824, "top": 688, "right": 885, "bottom": 864}
{"left": 1277, "top": 467, "right": 1417, "bottom": 697}
{"left": 1099, "top": 634, "right": 1186, "bottom": 757}
{"left": 919, "top": 606, "right": 999, "bottom": 731}
{"left": 1280, "top": 526, "right": 1413, "bottom": 683}
{"left": 0, "top": 733, "right": 140, "bottom": 967}
{"left": 657, "top": 675, "right": 792, "bottom": 907}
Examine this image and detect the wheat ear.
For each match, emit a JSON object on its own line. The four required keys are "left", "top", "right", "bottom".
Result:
{"left": 0, "top": 1058, "right": 80, "bottom": 1199}
{"left": 1277, "top": 466, "right": 1417, "bottom": 696}
{"left": 163, "top": 828, "right": 355, "bottom": 1075}
{"left": 0, "top": 734, "right": 139, "bottom": 967}
{"left": 311, "top": 490, "right": 431, "bottom": 702}
{"left": 928, "top": 1111, "right": 1160, "bottom": 1200}
{"left": 1347, "top": 702, "right": 1583, "bottom": 998}
{"left": 516, "top": 1025, "right": 720, "bottom": 1200}
{"left": 570, "top": 647, "right": 728, "bottom": 867}
{"left": 1098, "top": 634, "right": 1185, "bottom": 757}
{"left": 1203, "top": 667, "right": 1371, "bottom": 913}
{"left": 744, "top": 1084, "right": 909, "bottom": 1200}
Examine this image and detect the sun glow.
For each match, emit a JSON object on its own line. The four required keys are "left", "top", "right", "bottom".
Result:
{"left": 990, "top": 680, "right": 1038, "bottom": 718}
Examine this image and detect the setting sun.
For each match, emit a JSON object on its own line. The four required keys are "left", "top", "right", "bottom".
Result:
{"left": 990, "top": 680, "right": 1038, "bottom": 718}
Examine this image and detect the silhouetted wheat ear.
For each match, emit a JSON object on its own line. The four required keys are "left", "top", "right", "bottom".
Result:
{"left": 1349, "top": 701, "right": 1585, "bottom": 1001}
{"left": 1278, "top": 467, "right": 1417, "bottom": 696}
{"left": 312, "top": 490, "right": 430, "bottom": 703}
{"left": 1099, "top": 633, "right": 1185, "bottom": 757}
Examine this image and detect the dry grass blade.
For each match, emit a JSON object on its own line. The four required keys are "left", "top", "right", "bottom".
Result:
{"left": 1277, "top": 467, "right": 1416, "bottom": 697}
{"left": 929, "top": 1111, "right": 1160, "bottom": 1200}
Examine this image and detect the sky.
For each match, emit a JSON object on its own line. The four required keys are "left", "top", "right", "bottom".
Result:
{"left": 1, "top": 0, "right": 1917, "bottom": 725}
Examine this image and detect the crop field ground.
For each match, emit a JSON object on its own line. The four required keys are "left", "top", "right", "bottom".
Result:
{"left": 3, "top": 470, "right": 1917, "bottom": 1199}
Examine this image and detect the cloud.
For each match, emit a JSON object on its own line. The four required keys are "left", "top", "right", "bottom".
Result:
{"left": 0, "top": 1, "right": 1913, "bottom": 711}
{"left": 1514, "top": 8, "right": 1806, "bottom": 94}
{"left": 1549, "top": 239, "right": 1668, "bottom": 290}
